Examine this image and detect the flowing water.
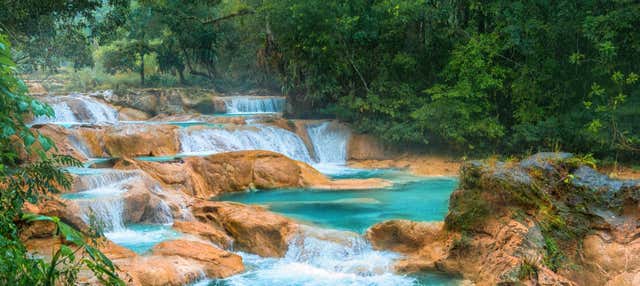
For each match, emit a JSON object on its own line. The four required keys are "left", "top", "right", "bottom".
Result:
{"left": 194, "top": 227, "right": 461, "bottom": 286}
{"left": 179, "top": 125, "right": 314, "bottom": 162}
{"left": 62, "top": 169, "right": 176, "bottom": 253}
{"left": 223, "top": 96, "right": 285, "bottom": 114}
{"left": 33, "top": 94, "right": 118, "bottom": 125}
{"left": 42, "top": 92, "right": 462, "bottom": 285}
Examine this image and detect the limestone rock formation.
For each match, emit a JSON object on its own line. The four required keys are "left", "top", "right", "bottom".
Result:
{"left": 151, "top": 239, "right": 244, "bottom": 278}
{"left": 172, "top": 220, "right": 233, "bottom": 249}
{"left": 103, "top": 124, "right": 179, "bottom": 157}
{"left": 192, "top": 200, "right": 297, "bottom": 257}
{"left": 367, "top": 153, "right": 640, "bottom": 286}
{"left": 115, "top": 239, "right": 244, "bottom": 286}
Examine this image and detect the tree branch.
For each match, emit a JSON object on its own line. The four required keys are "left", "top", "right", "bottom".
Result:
{"left": 203, "top": 9, "right": 255, "bottom": 25}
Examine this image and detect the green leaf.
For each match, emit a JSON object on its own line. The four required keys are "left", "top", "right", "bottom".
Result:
{"left": 57, "top": 221, "right": 86, "bottom": 246}
{"left": 23, "top": 132, "right": 36, "bottom": 146}
{"left": 22, "top": 213, "right": 56, "bottom": 223}
{"left": 38, "top": 135, "right": 53, "bottom": 151}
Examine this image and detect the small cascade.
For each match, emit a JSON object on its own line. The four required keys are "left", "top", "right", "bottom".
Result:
{"left": 68, "top": 134, "right": 93, "bottom": 158}
{"left": 214, "top": 226, "right": 421, "bottom": 286}
{"left": 179, "top": 125, "right": 313, "bottom": 162}
{"left": 64, "top": 170, "right": 141, "bottom": 232}
{"left": 77, "top": 197, "right": 127, "bottom": 232}
{"left": 306, "top": 121, "right": 351, "bottom": 164}
{"left": 32, "top": 94, "right": 118, "bottom": 125}
{"left": 223, "top": 96, "right": 285, "bottom": 114}
{"left": 73, "top": 170, "right": 141, "bottom": 192}
{"left": 147, "top": 201, "right": 174, "bottom": 225}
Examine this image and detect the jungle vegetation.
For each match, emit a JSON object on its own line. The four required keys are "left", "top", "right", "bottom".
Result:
{"left": 1, "top": 0, "right": 639, "bottom": 160}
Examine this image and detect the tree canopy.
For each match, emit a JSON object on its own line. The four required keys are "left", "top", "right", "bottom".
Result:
{"left": 1, "top": 0, "right": 639, "bottom": 161}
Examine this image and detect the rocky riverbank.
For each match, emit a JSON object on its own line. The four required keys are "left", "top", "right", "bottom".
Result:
{"left": 366, "top": 153, "right": 640, "bottom": 286}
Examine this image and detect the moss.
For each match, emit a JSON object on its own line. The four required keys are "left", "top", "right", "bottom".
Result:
{"left": 445, "top": 189, "right": 490, "bottom": 232}
{"left": 451, "top": 232, "right": 473, "bottom": 254}
{"left": 516, "top": 258, "right": 539, "bottom": 281}
{"left": 542, "top": 235, "right": 565, "bottom": 272}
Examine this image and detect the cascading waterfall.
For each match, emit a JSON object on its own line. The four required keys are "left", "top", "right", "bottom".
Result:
{"left": 179, "top": 125, "right": 314, "bottom": 162}
{"left": 73, "top": 170, "right": 141, "bottom": 192}
{"left": 77, "top": 197, "right": 127, "bottom": 232}
{"left": 306, "top": 121, "right": 351, "bottom": 164}
{"left": 32, "top": 94, "right": 118, "bottom": 124}
{"left": 223, "top": 96, "right": 285, "bottom": 114}
{"left": 202, "top": 226, "right": 420, "bottom": 286}
{"left": 64, "top": 170, "right": 142, "bottom": 232}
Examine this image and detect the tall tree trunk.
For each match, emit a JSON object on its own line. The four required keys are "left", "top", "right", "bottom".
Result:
{"left": 178, "top": 67, "right": 185, "bottom": 85}
{"left": 140, "top": 52, "right": 145, "bottom": 86}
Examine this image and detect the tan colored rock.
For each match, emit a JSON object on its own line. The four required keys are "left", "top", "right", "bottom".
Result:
{"left": 115, "top": 256, "right": 203, "bottom": 286}
{"left": 152, "top": 239, "right": 244, "bottom": 278}
{"left": 173, "top": 220, "right": 233, "bottom": 249}
{"left": 26, "top": 80, "right": 47, "bottom": 95}
{"left": 192, "top": 200, "right": 297, "bottom": 257}
{"left": 30, "top": 124, "right": 87, "bottom": 161}
{"left": 118, "top": 107, "right": 151, "bottom": 121}
{"left": 185, "top": 151, "right": 326, "bottom": 198}
{"left": 73, "top": 126, "right": 107, "bottom": 157}
{"left": 24, "top": 199, "right": 88, "bottom": 234}
{"left": 104, "top": 124, "right": 179, "bottom": 157}
{"left": 347, "top": 133, "right": 389, "bottom": 160}
{"left": 366, "top": 220, "right": 444, "bottom": 253}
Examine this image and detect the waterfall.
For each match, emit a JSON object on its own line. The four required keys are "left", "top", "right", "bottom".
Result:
{"left": 77, "top": 197, "right": 127, "bottom": 232}
{"left": 68, "top": 134, "right": 93, "bottom": 158}
{"left": 223, "top": 96, "right": 285, "bottom": 114}
{"left": 179, "top": 125, "right": 313, "bottom": 162}
{"left": 214, "top": 226, "right": 418, "bottom": 286}
{"left": 306, "top": 121, "right": 351, "bottom": 164}
{"left": 73, "top": 170, "right": 141, "bottom": 192}
{"left": 33, "top": 94, "right": 118, "bottom": 124}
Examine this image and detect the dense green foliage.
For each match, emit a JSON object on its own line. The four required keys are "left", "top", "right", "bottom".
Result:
{"left": 259, "top": 0, "right": 640, "bottom": 160}
{"left": 2, "top": 0, "right": 639, "bottom": 161}
{"left": 0, "top": 35, "right": 123, "bottom": 285}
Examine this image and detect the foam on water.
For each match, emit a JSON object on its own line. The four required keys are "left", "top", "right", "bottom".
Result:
{"left": 179, "top": 125, "right": 313, "bottom": 162}
{"left": 306, "top": 121, "right": 351, "bottom": 164}
{"left": 223, "top": 96, "right": 285, "bottom": 114}
{"left": 198, "top": 226, "right": 460, "bottom": 286}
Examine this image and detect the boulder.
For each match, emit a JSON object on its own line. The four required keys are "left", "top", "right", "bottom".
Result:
{"left": 192, "top": 201, "right": 297, "bottom": 257}
{"left": 73, "top": 126, "right": 107, "bottom": 157}
{"left": 172, "top": 220, "right": 233, "bottom": 249}
{"left": 29, "top": 124, "right": 87, "bottom": 161}
{"left": 152, "top": 239, "right": 244, "bottom": 278}
{"left": 118, "top": 107, "right": 151, "bottom": 121}
{"left": 366, "top": 220, "right": 444, "bottom": 253}
{"left": 117, "top": 150, "right": 329, "bottom": 198}
{"left": 103, "top": 124, "right": 179, "bottom": 157}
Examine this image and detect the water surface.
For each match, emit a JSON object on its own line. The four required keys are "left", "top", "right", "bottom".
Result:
{"left": 220, "top": 171, "right": 457, "bottom": 233}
